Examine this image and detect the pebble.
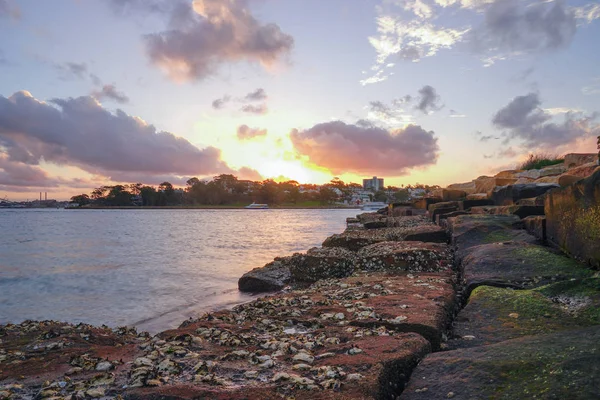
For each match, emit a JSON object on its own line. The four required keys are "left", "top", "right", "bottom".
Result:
{"left": 95, "top": 361, "right": 113, "bottom": 371}
{"left": 348, "top": 347, "right": 363, "bottom": 355}
{"left": 244, "top": 371, "right": 259, "bottom": 379}
{"left": 85, "top": 387, "right": 105, "bottom": 398}
{"left": 292, "top": 363, "right": 312, "bottom": 371}
{"left": 293, "top": 352, "right": 315, "bottom": 364}
{"left": 259, "top": 359, "right": 274, "bottom": 369}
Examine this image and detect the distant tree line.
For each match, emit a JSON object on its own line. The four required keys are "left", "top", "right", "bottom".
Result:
{"left": 70, "top": 175, "right": 442, "bottom": 207}
{"left": 71, "top": 175, "right": 345, "bottom": 207}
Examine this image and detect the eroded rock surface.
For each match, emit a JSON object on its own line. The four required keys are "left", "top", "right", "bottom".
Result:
{"left": 401, "top": 326, "right": 600, "bottom": 400}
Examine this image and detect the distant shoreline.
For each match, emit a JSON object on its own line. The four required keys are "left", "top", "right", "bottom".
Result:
{"left": 64, "top": 205, "right": 362, "bottom": 210}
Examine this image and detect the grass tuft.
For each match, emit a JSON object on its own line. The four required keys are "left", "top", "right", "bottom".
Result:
{"left": 518, "top": 153, "right": 564, "bottom": 170}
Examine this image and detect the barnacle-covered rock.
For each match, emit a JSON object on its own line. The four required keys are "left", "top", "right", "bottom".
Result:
{"left": 356, "top": 241, "right": 452, "bottom": 273}
{"left": 288, "top": 247, "right": 356, "bottom": 283}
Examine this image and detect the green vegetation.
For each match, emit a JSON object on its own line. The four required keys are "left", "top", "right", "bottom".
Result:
{"left": 518, "top": 153, "right": 564, "bottom": 170}
{"left": 70, "top": 175, "right": 359, "bottom": 208}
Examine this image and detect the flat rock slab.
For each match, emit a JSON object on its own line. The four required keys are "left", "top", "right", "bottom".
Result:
{"left": 461, "top": 241, "right": 593, "bottom": 294}
{"left": 211, "top": 271, "right": 456, "bottom": 350}
{"left": 446, "top": 214, "right": 537, "bottom": 261}
{"left": 356, "top": 241, "right": 453, "bottom": 274}
{"left": 322, "top": 223, "right": 443, "bottom": 252}
{"left": 289, "top": 247, "right": 356, "bottom": 283}
{"left": 401, "top": 325, "right": 600, "bottom": 400}
{"left": 449, "top": 280, "right": 600, "bottom": 350}
{"left": 125, "top": 331, "right": 430, "bottom": 400}
{"left": 238, "top": 257, "right": 292, "bottom": 293}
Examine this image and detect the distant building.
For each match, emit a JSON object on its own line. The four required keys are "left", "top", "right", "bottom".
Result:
{"left": 363, "top": 176, "right": 384, "bottom": 191}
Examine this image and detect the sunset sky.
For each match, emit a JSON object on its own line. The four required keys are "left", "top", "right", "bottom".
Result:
{"left": 0, "top": 0, "right": 599, "bottom": 200}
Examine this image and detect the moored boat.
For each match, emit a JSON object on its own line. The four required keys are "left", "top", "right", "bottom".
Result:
{"left": 245, "top": 202, "right": 269, "bottom": 209}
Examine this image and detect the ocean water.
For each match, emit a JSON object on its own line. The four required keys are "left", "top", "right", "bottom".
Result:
{"left": 0, "top": 208, "right": 357, "bottom": 333}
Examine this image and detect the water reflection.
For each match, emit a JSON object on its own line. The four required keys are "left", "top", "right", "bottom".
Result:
{"left": 0, "top": 208, "right": 357, "bottom": 333}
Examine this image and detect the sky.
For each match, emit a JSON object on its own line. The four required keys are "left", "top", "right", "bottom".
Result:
{"left": 0, "top": 0, "right": 599, "bottom": 200}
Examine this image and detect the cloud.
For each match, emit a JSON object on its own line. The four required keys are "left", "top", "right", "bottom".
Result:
{"left": 0, "top": 0, "right": 19, "bottom": 19}
{"left": 244, "top": 88, "right": 267, "bottom": 101}
{"left": 142, "top": 0, "right": 294, "bottom": 81}
{"left": 582, "top": 78, "right": 600, "bottom": 95}
{"left": 415, "top": 85, "right": 442, "bottom": 113}
{"left": 55, "top": 62, "right": 89, "bottom": 80}
{"left": 240, "top": 103, "right": 268, "bottom": 115}
{"left": 106, "top": 0, "right": 173, "bottom": 15}
{"left": 0, "top": 91, "right": 232, "bottom": 183}
{"left": 290, "top": 121, "right": 439, "bottom": 175}
{"left": 236, "top": 124, "right": 267, "bottom": 140}
{"left": 469, "top": 0, "right": 577, "bottom": 56}
{"left": 363, "top": 0, "right": 584, "bottom": 79}
{"left": 492, "top": 92, "right": 600, "bottom": 149}
{"left": 211, "top": 95, "right": 231, "bottom": 109}
{"left": 367, "top": 99, "right": 414, "bottom": 125}
{"left": 91, "top": 84, "right": 130, "bottom": 104}
{"left": 362, "top": 3, "right": 470, "bottom": 84}
{"left": 449, "top": 109, "right": 466, "bottom": 118}
{"left": 236, "top": 166, "right": 262, "bottom": 181}
{"left": 573, "top": 3, "right": 600, "bottom": 24}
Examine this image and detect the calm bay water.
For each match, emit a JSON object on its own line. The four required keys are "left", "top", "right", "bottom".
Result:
{"left": 0, "top": 208, "right": 357, "bottom": 333}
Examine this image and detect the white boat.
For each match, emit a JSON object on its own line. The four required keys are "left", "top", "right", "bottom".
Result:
{"left": 245, "top": 202, "right": 269, "bottom": 209}
{"left": 360, "top": 201, "right": 387, "bottom": 211}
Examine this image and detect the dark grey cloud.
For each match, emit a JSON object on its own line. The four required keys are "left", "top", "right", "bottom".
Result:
{"left": 91, "top": 84, "right": 130, "bottom": 104}
{"left": 492, "top": 92, "right": 600, "bottom": 148}
{"left": 142, "top": 0, "right": 294, "bottom": 81}
{"left": 240, "top": 103, "right": 268, "bottom": 115}
{"left": 398, "top": 46, "right": 421, "bottom": 61}
{"left": 0, "top": 91, "right": 232, "bottom": 181}
{"left": 415, "top": 85, "right": 442, "bottom": 114}
{"left": 0, "top": 155, "right": 99, "bottom": 189}
{"left": 237, "top": 124, "right": 267, "bottom": 140}
{"left": 244, "top": 88, "right": 267, "bottom": 101}
{"left": 290, "top": 121, "right": 439, "bottom": 175}
{"left": 106, "top": 0, "right": 174, "bottom": 16}
{"left": 211, "top": 95, "right": 231, "bottom": 109}
{"left": 56, "top": 62, "right": 89, "bottom": 80}
{"left": 470, "top": 0, "right": 576, "bottom": 55}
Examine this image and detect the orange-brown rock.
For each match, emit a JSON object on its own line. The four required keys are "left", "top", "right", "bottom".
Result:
{"left": 564, "top": 153, "right": 598, "bottom": 168}
{"left": 558, "top": 174, "right": 583, "bottom": 187}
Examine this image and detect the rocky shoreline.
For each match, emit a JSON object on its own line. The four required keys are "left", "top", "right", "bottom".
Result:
{"left": 2, "top": 159, "right": 600, "bottom": 399}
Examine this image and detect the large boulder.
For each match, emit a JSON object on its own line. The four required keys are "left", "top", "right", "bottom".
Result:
{"left": 238, "top": 257, "right": 292, "bottom": 292}
{"left": 473, "top": 176, "right": 496, "bottom": 194}
{"left": 492, "top": 183, "right": 559, "bottom": 206}
{"left": 447, "top": 181, "right": 476, "bottom": 195}
{"left": 564, "top": 153, "right": 598, "bottom": 169}
{"left": 522, "top": 215, "right": 546, "bottom": 242}
{"left": 558, "top": 174, "right": 583, "bottom": 187}
{"left": 545, "top": 169, "right": 600, "bottom": 268}
{"left": 402, "top": 326, "right": 600, "bottom": 400}
{"left": 322, "top": 223, "right": 446, "bottom": 251}
{"left": 459, "top": 241, "right": 592, "bottom": 294}
{"left": 446, "top": 214, "right": 536, "bottom": 261}
{"left": 564, "top": 161, "right": 600, "bottom": 178}
{"left": 449, "top": 278, "right": 600, "bottom": 350}
{"left": 356, "top": 241, "right": 452, "bottom": 273}
{"left": 441, "top": 188, "right": 467, "bottom": 201}
{"left": 288, "top": 246, "right": 355, "bottom": 283}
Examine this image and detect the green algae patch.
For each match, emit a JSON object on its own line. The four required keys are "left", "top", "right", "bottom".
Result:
{"left": 537, "top": 277, "right": 600, "bottom": 325}
{"left": 460, "top": 242, "right": 594, "bottom": 296}
{"left": 509, "top": 245, "right": 593, "bottom": 279}
{"left": 402, "top": 326, "right": 600, "bottom": 400}
{"left": 470, "top": 286, "right": 588, "bottom": 337}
